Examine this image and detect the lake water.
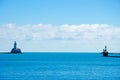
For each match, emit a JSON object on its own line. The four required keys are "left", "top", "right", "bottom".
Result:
{"left": 0, "top": 52, "right": 120, "bottom": 80}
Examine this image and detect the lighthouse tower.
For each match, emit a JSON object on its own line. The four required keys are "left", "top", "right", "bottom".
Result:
{"left": 11, "top": 41, "right": 21, "bottom": 53}
{"left": 14, "top": 41, "right": 17, "bottom": 49}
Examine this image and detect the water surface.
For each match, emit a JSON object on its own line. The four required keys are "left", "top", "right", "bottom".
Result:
{"left": 0, "top": 52, "right": 120, "bottom": 80}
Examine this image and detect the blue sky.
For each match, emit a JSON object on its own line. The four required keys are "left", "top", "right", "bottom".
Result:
{"left": 0, "top": 0, "right": 120, "bottom": 52}
{"left": 0, "top": 0, "right": 120, "bottom": 25}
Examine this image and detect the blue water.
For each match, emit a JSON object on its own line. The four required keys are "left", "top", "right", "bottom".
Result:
{"left": 0, "top": 52, "right": 120, "bottom": 80}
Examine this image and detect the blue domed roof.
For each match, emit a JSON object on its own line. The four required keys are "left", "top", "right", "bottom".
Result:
{"left": 11, "top": 48, "right": 21, "bottom": 53}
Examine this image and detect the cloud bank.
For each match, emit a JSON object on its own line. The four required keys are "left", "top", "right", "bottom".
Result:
{"left": 0, "top": 24, "right": 120, "bottom": 41}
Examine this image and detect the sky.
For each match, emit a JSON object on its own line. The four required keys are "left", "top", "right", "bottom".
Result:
{"left": 0, "top": 0, "right": 120, "bottom": 52}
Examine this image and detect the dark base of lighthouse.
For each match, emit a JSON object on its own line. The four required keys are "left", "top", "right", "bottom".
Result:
{"left": 103, "top": 52, "right": 108, "bottom": 57}
{"left": 11, "top": 48, "right": 21, "bottom": 53}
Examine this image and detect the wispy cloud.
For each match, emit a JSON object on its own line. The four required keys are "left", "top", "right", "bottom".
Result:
{"left": 0, "top": 24, "right": 120, "bottom": 41}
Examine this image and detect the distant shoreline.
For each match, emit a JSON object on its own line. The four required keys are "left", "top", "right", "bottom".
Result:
{"left": 0, "top": 52, "right": 11, "bottom": 54}
{"left": 0, "top": 52, "right": 120, "bottom": 54}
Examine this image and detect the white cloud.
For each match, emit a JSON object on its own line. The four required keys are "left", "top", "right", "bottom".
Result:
{"left": 0, "top": 23, "right": 120, "bottom": 52}
{"left": 0, "top": 23, "right": 120, "bottom": 41}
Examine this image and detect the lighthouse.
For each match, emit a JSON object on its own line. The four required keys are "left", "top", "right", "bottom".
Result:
{"left": 102, "top": 45, "right": 108, "bottom": 56}
{"left": 11, "top": 41, "right": 21, "bottom": 53}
